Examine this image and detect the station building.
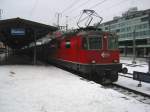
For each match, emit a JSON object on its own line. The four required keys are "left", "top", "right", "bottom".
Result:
{"left": 0, "top": 17, "right": 57, "bottom": 64}
{"left": 99, "top": 7, "right": 150, "bottom": 57}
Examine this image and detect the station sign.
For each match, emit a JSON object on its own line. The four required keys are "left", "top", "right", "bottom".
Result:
{"left": 133, "top": 71, "right": 150, "bottom": 83}
{"left": 11, "top": 28, "right": 25, "bottom": 36}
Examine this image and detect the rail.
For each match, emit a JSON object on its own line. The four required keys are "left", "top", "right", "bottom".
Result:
{"left": 111, "top": 83, "right": 150, "bottom": 104}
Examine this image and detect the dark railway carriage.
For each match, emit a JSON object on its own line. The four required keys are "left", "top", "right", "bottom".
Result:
{"left": 48, "top": 28, "right": 122, "bottom": 84}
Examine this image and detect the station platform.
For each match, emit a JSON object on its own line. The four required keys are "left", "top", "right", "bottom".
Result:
{"left": 0, "top": 53, "right": 44, "bottom": 65}
{"left": 0, "top": 65, "right": 150, "bottom": 112}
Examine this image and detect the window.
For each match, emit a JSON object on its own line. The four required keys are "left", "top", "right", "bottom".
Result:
{"left": 83, "top": 38, "right": 88, "bottom": 49}
{"left": 108, "top": 34, "right": 118, "bottom": 49}
{"left": 141, "top": 16, "right": 149, "bottom": 22}
{"left": 105, "top": 27, "right": 108, "bottom": 30}
{"left": 120, "top": 28, "right": 125, "bottom": 32}
{"left": 142, "top": 24, "right": 148, "bottom": 29}
{"left": 116, "top": 29, "right": 120, "bottom": 33}
{"left": 89, "top": 37, "right": 101, "bottom": 49}
{"left": 126, "top": 27, "right": 131, "bottom": 32}
{"left": 65, "top": 39, "right": 71, "bottom": 48}
{"left": 83, "top": 35, "right": 102, "bottom": 50}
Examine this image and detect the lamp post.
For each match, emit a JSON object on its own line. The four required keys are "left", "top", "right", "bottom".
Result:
{"left": 33, "top": 30, "right": 37, "bottom": 65}
{"left": 55, "top": 13, "right": 62, "bottom": 29}
{"left": 148, "top": 57, "right": 150, "bottom": 73}
{"left": 66, "top": 16, "right": 68, "bottom": 31}
{"left": 132, "top": 29, "right": 136, "bottom": 64}
{"left": 0, "top": 9, "right": 2, "bottom": 20}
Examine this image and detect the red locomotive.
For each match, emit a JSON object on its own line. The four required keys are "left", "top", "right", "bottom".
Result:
{"left": 48, "top": 28, "right": 121, "bottom": 84}
{"left": 47, "top": 10, "right": 122, "bottom": 84}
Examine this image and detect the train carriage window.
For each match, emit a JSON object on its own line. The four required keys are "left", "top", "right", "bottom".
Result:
{"left": 108, "top": 34, "right": 118, "bottom": 49}
{"left": 65, "top": 39, "right": 71, "bottom": 48}
{"left": 83, "top": 35, "right": 102, "bottom": 50}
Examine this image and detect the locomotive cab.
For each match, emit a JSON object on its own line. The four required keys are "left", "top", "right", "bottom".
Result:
{"left": 80, "top": 31, "right": 120, "bottom": 64}
{"left": 78, "top": 30, "right": 122, "bottom": 83}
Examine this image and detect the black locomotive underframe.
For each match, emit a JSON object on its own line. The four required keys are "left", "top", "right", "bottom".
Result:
{"left": 49, "top": 58, "right": 122, "bottom": 83}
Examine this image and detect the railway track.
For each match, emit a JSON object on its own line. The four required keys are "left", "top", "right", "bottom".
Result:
{"left": 109, "top": 83, "right": 150, "bottom": 104}
{"left": 107, "top": 73, "right": 150, "bottom": 104}
{"left": 80, "top": 72, "right": 150, "bottom": 105}
{"left": 119, "top": 73, "right": 133, "bottom": 78}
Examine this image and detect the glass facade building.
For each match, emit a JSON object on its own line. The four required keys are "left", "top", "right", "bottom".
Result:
{"left": 99, "top": 8, "right": 150, "bottom": 57}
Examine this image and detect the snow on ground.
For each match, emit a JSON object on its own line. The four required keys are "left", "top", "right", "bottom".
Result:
{"left": 117, "top": 57, "right": 150, "bottom": 96}
{"left": 120, "top": 57, "right": 149, "bottom": 73}
{"left": 116, "top": 76, "right": 150, "bottom": 96}
{"left": 0, "top": 65, "right": 150, "bottom": 112}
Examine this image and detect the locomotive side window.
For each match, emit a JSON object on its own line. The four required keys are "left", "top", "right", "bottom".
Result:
{"left": 65, "top": 39, "right": 71, "bottom": 48}
{"left": 108, "top": 34, "right": 118, "bottom": 49}
{"left": 83, "top": 35, "right": 102, "bottom": 50}
{"left": 83, "top": 38, "right": 88, "bottom": 49}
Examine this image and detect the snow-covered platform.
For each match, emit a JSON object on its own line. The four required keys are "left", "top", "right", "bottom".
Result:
{"left": 121, "top": 57, "right": 149, "bottom": 74}
{"left": 116, "top": 57, "right": 150, "bottom": 96}
{"left": 115, "top": 76, "right": 150, "bottom": 96}
{"left": 0, "top": 65, "right": 150, "bottom": 112}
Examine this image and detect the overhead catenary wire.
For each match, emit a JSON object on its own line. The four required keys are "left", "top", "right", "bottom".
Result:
{"left": 61, "top": 0, "right": 94, "bottom": 28}
{"left": 69, "top": 0, "right": 108, "bottom": 22}
{"left": 61, "top": 0, "right": 82, "bottom": 14}
{"left": 62, "top": 0, "right": 92, "bottom": 15}
{"left": 63, "top": 0, "right": 130, "bottom": 28}
{"left": 69, "top": 0, "right": 129, "bottom": 23}
{"left": 30, "top": 0, "right": 39, "bottom": 17}
{"left": 68, "top": 0, "right": 107, "bottom": 19}
{"left": 89, "top": 0, "right": 108, "bottom": 9}
{"left": 98, "top": 0, "right": 130, "bottom": 20}
{"left": 97, "top": 0, "right": 129, "bottom": 12}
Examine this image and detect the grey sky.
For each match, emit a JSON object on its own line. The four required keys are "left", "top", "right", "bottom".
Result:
{"left": 0, "top": 0, "right": 150, "bottom": 28}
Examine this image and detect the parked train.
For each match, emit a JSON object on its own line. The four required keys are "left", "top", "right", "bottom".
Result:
{"left": 45, "top": 27, "right": 122, "bottom": 84}
{"left": 19, "top": 10, "right": 123, "bottom": 84}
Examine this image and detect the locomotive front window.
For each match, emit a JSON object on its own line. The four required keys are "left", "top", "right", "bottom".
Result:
{"left": 83, "top": 36, "right": 102, "bottom": 50}
{"left": 108, "top": 34, "right": 118, "bottom": 49}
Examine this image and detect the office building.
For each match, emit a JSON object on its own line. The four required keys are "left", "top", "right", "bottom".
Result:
{"left": 99, "top": 7, "right": 150, "bottom": 57}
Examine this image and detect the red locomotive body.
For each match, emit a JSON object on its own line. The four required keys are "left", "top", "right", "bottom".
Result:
{"left": 49, "top": 28, "right": 122, "bottom": 84}
{"left": 19, "top": 10, "right": 123, "bottom": 84}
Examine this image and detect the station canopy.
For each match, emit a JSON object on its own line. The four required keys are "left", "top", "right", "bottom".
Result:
{"left": 0, "top": 17, "right": 57, "bottom": 49}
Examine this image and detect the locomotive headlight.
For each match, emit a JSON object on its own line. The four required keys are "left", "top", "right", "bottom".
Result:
{"left": 113, "top": 59, "right": 118, "bottom": 63}
{"left": 92, "top": 60, "right": 96, "bottom": 64}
